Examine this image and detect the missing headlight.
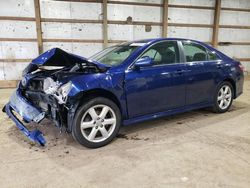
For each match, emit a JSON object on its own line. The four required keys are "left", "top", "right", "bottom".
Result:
{"left": 43, "top": 78, "right": 72, "bottom": 104}
{"left": 55, "top": 81, "right": 72, "bottom": 104}
{"left": 43, "top": 77, "right": 60, "bottom": 95}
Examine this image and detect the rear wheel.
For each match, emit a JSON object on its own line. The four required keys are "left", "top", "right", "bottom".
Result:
{"left": 72, "top": 97, "right": 121, "bottom": 148}
{"left": 213, "top": 81, "right": 233, "bottom": 113}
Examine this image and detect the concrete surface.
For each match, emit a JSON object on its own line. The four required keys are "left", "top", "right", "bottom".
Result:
{"left": 0, "top": 78, "right": 250, "bottom": 188}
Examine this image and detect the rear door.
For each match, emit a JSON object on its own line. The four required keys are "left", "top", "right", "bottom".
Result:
{"left": 181, "top": 41, "right": 215, "bottom": 105}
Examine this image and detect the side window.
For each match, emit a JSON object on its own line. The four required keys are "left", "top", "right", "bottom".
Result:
{"left": 182, "top": 42, "right": 207, "bottom": 62}
{"left": 142, "top": 49, "right": 161, "bottom": 63}
{"left": 207, "top": 50, "right": 219, "bottom": 60}
{"left": 141, "top": 41, "right": 180, "bottom": 65}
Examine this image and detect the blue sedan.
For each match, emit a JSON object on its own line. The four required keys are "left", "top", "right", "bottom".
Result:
{"left": 3, "top": 38, "right": 244, "bottom": 148}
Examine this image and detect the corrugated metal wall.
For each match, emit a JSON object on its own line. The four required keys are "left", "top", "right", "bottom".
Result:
{"left": 219, "top": 0, "right": 250, "bottom": 71}
{"left": 0, "top": 0, "right": 249, "bottom": 85}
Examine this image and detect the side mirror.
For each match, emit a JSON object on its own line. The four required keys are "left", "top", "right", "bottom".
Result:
{"left": 134, "top": 56, "right": 153, "bottom": 69}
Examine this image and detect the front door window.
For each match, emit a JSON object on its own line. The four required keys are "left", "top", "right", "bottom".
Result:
{"left": 140, "top": 41, "right": 180, "bottom": 65}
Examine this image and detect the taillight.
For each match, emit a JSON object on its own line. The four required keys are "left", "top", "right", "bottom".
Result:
{"left": 238, "top": 64, "right": 245, "bottom": 72}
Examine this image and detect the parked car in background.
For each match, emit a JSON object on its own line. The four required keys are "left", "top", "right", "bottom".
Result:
{"left": 3, "top": 38, "right": 244, "bottom": 148}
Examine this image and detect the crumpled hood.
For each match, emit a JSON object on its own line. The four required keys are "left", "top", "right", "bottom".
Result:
{"left": 22, "top": 48, "right": 110, "bottom": 75}
{"left": 22, "top": 48, "right": 110, "bottom": 86}
{"left": 31, "top": 48, "right": 109, "bottom": 68}
{"left": 32, "top": 48, "right": 83, "bottom": 66}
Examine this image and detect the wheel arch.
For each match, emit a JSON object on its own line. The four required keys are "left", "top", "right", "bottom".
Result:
{"left": 67, "top": 88, "right": 124, "bottom": 133}
{"left": 77, "top": 88, "right": 122, "bottom": 115}
{"left": 222, "top": 78, "right": 236, "bottom": 99}
{"left": 70, "top": 90, "right": 123, "bottom": 148}
{"left": 66, "top": 89, "right": 124, "bottom": 132}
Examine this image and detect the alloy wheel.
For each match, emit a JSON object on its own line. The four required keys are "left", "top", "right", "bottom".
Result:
{"left": 217, "top": 85, "right": 232, "bottom": 110}
{"left": 80, "top": 105, "right": 116, "bottom": 143}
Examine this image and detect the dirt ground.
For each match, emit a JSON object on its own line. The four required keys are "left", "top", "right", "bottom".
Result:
{"left": 0, "top": 78, "right": 250, "bottom": 188}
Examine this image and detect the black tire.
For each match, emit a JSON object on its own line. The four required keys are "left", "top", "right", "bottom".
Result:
{"left": 72, "top": 97, "right": 121, "bottom": 148}
{"left": 212, "top": 81, "right": 234, "bottom": 113}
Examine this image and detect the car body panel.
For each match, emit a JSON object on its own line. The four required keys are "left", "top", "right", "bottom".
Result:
{"left": 66, "top": 71, "right": 128, "bottom": 119}
{"left": 185, "top": 60, "right": 225, "bottom": 105}
{"left": 125, "top": 63, "right": 187, "bottom": 118}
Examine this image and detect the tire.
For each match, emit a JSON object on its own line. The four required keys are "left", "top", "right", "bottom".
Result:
{"left": 212, "top": 81, "right": 234, "bottom": 113}
{"left": 72, "top": 97, "right": 121, "bottom": 148}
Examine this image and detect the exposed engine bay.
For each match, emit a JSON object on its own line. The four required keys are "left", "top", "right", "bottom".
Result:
{"left": 19, "top": 48, "right": 109, "bottom": 131}
{"left": 22, "top": 62, "right": 104, "bottom": 103}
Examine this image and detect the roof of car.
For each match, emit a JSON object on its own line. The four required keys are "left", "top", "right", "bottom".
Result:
{"left": 135, "top": 38, "right": 187, "bottom": 42}
{"left": 121, "top": 38, "right": 206, "bottom": 46}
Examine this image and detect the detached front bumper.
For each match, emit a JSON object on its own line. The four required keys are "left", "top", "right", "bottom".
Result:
{"left": 4, "top": 89, "right": 46, "bottom": 146}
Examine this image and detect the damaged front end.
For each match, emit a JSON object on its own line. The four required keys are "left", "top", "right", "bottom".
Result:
{"left": 4, "top": 89, "right": 46, "bottom": 145}
{"left": 3, "top": 48, "right": 109, "bottom": 146}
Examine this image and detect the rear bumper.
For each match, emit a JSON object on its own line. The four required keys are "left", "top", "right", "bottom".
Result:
{"left": 235, "top": 73, "right": 244, "bottom": 98}
{"left": 4, "top": 89, "right": 46, "bottom": 146}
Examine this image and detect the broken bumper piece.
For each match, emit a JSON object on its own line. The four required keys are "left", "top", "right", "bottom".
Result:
{"left": 5, "top": 89, "right": 46, "bottom": 146}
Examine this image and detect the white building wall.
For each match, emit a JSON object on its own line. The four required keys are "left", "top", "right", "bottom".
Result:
{"left": 0, "top": 0, "right": 249, "bottom": 81}
{"left": 219, "top": 0, "right": 250, "bottom": 71}
{"left": 0, "top": 0, "right": 36, "bottom": 80}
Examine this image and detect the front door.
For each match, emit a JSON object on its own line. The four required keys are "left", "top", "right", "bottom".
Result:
{"left": 125, "top": 41, "right": 187, "bottom": 118}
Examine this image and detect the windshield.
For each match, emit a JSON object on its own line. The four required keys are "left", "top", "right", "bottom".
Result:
{"left": 89, "top": 43, "right": 144, "bottom": 66}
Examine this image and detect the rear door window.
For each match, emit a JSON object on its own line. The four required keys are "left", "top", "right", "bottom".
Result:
{"left": 182, "top": 42, "right": 208, "bottom": 62}
{"left": 207, "top": 50, "right": 219, "bottom": 61}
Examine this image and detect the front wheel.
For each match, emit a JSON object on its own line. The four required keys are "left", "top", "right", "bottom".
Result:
{"left": 72, "top": 97, "right": 121, "bottom": 148}
{"left": 213, "top": 81, "right": 233, "bottom": 113}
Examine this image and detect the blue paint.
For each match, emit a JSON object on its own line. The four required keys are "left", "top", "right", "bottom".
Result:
{"left": 5, "top": 103, "right": 46, "bottom": 146}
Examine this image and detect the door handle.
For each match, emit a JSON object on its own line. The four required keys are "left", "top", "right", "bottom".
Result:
{"left": 174, "top": 70, "right": 186, "bottom": 75}
{"left": 217, "top": 64, "right": 223, "bottom": 69}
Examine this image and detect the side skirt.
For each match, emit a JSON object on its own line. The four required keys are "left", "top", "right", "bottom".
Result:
{"left": 123, "top": 102, "right": 213, "bottom": 126}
